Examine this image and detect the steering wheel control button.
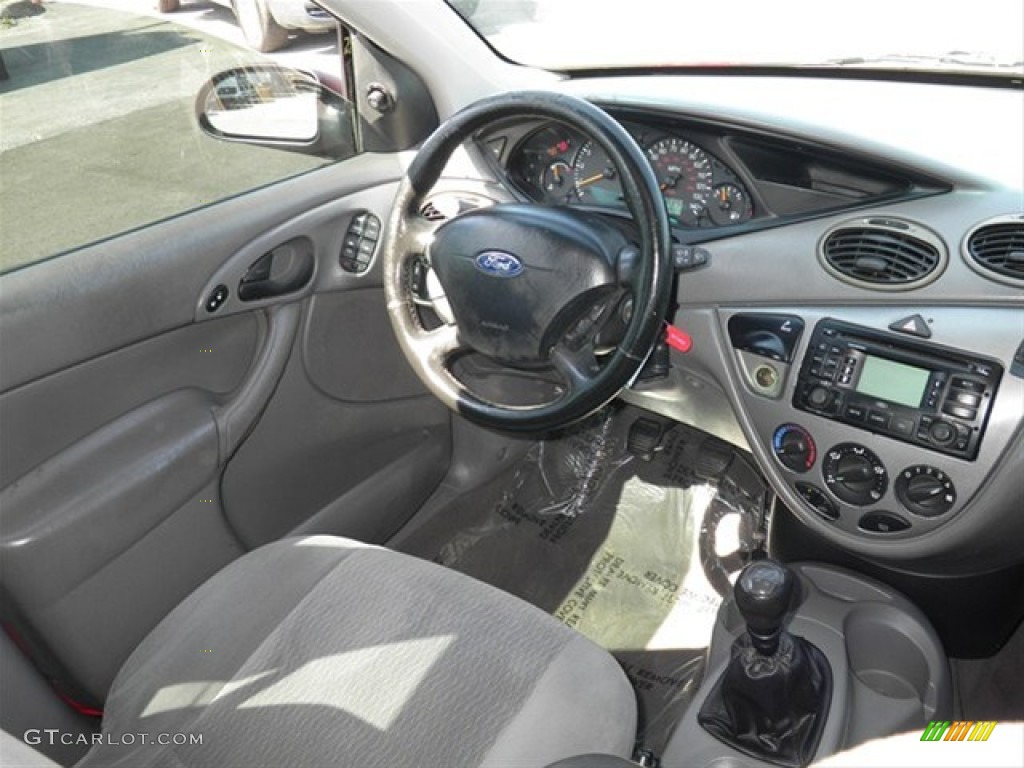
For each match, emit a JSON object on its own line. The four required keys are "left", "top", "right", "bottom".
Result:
{"left": 340, "top": 211, "right": 381, "bottom": 273}
{"left": 205, "top": 284, "right": 229, "bottom": 313}
{"left": 888, "top": 314, "right": 932, "bottom": 339}
{"left": 895, "top": 465, "right": 956, "bottom": 517}
{"left": 858, "top": 511, "right": 911, "bottom": 534}
{"left": 795, "top": 482, "right": 839, "bottom": 522}
{"left": 671, "top": 244, "right": 710, "bottom": 271}
{"left": 773, "top": 424, "right": 816, "bottom": 473}
{"left": 822, "top": 443, "right": 888, "bottom": 506}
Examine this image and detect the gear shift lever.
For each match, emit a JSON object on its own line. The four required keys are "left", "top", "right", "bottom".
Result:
{"left": 734, "top": 560, "right": 794, "bottom": 656}
{"left": 698, "top": 560, "right": 832, "bottom": 768}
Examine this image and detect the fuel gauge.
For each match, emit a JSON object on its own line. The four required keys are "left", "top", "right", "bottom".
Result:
{"left": 541, "top": 161, "right": 574, "bottom": 201}
{"left": 708, "top": 182, "right": 753, "bottom": 226}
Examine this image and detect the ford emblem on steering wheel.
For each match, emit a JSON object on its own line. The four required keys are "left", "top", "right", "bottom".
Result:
{"left": 475, "top": 250, "right": 524, "bottom": 277}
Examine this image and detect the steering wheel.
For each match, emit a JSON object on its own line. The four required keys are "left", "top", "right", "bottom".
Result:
{"left": 382, "top": 91, "right": 673, "bottom": 433}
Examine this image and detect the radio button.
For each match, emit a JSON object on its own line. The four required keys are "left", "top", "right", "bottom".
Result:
{"left": 942, "top": 403, "right": 977, "bottom": 420}
{"left": 951, "top": 376, "right": 984, "bottom": 393}
{"left": 953, "top": 392, "right": 982, "bottom": 407}
{"left": 858, "top": 512, "right": 911, "bottom": 534}
{"left": 891, "top": 416, "right": 916, "bottom": 436}
{"left": 844, "top": 404, "right": 866, "bottom": 421}
{"left": 867, "top": 411, "right": 891, "bottom": 429}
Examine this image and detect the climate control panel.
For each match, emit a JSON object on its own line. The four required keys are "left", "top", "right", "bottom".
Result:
{"left": 771, "top": 423, "right": 960, "bottom": 535}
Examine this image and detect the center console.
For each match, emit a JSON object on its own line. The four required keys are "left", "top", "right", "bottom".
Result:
{"left": 660, "top": 561, "right": 952, "bottom": 768}
{"left": 723, "top": 307, "right": 1021, "bottom": 541}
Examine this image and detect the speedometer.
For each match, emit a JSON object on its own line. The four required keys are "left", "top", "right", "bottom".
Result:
{"left": 646, "top": 137, "right": 713, "bottom": 226}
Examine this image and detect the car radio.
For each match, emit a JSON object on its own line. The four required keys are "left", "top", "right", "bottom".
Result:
{"left": 794, "top": 319, "right": 1002, "bottom": 460}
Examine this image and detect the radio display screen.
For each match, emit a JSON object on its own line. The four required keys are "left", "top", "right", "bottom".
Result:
{"left": 856, "top": 355, "right": 930, "bottom": 407}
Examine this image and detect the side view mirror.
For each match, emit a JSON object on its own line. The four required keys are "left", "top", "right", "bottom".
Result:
{"left": 196, "top": 65, "right": 355, "bottom": 158}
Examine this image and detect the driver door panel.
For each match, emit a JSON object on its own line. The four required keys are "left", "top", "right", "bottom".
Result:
{"left": 0, "top": 160, "right": 450, "bottom": 704}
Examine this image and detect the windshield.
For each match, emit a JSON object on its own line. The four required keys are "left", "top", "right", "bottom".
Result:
{"left": 450, "top": 0, "right": 1024, "bottom": 75}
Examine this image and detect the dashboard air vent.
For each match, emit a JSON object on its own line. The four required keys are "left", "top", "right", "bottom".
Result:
{"left": 819, "top": 218, "right": 946, "bottom": 290}
{"left": 964, "top": 216, "right": 1024, "bottom": 285}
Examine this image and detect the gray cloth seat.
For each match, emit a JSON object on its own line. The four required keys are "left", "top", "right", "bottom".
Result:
{"left": 72, "top": 535, "right": 637, "bottom": 767}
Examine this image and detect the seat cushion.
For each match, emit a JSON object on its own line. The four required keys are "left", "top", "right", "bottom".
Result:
{"left": 76, "top": 536, "right": 636, "bottom": 767}
{"left": 2, "top": 730, "right": 61, "bottom": 768}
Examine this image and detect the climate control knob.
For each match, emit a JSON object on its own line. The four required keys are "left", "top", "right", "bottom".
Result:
{"left": 772, "top": 424, "right": 816, "bottom": 473}
{"left": 895, "top": 465, "right": 956, "bottom": 517}
{"left": 822, "top": 443, "right": 888, "bottom": 506}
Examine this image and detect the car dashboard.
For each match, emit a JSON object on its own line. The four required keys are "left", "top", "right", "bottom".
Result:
{"left": 430, "top": 75, "right": 1024, "bottom": 573}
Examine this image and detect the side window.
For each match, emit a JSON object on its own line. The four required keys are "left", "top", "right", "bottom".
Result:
{"left": 0, "top": 2, "right": 356, "bottom": 273}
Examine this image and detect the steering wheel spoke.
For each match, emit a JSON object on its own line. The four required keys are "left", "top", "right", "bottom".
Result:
{"left": 550, "top": 343, "right": 601, "bottom": 398}
{"left": 409, "top": 322, "right": 461, "bottom": 367}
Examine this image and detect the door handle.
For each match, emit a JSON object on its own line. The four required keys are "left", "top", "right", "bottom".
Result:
{"left": 238, "top": 237, "right": 315, "bottom": 301}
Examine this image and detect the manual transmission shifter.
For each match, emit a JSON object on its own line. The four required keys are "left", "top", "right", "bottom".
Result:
{"left": 734, "top": 558, "right": 795, "bottom": 655}
{"left": 698, "top": 560, "right": 832, "bottom": 768}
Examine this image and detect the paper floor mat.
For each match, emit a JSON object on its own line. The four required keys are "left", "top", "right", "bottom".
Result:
{"left": 397, "top": 407, "right": 766, "bottom": 754}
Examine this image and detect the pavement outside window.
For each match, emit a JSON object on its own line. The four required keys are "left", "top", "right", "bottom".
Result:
{"left": 0, "top": 2, "right": 332, "bottom": 273}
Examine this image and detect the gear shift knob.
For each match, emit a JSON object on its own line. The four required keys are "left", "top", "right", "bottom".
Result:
{"left": 734, "top": 560, "right": 795, "bottom": 655}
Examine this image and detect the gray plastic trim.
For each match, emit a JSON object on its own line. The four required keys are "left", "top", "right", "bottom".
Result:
{"left": 213, "top": 304, "right": 301, "bottom": 461}
{"left": 0, "top": 389, "right": 220, "bottom": 607}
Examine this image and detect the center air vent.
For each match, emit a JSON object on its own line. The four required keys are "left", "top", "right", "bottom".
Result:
{"left": 819, "top": 217, "right": 946, "bottom": 290}
{"left": 963, "top": 215, "right": 1024, "bottom": 285}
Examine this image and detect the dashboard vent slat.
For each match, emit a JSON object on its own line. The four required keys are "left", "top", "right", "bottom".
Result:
{"left": 965, "top": 220, "right": 1024, "bottom": 283}
{"left": 821, "top": 220, "right": 944, "bottom": 290}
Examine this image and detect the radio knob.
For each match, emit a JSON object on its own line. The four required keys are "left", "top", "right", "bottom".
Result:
{"left": 807, "top": 385, "right": 832, "bottom": 409}
{"left": 928, "top": 420, "right": 956, "bottom": 446}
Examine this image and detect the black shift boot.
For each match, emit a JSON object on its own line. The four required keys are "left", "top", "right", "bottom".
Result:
{"left": 698, "top": 561, "right": 832, "bottom": 768}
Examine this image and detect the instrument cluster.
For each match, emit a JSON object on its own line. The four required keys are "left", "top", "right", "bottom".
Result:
{"left": 504, "top": 120, "right": 754, "bottom": 229}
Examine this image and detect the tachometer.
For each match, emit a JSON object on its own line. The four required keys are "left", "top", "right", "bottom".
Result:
{"left": 573, "top": 141, "right": 622, "bottom": 207}
{"left": 647, "top": 137, "right": 713, "bottom": 226}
